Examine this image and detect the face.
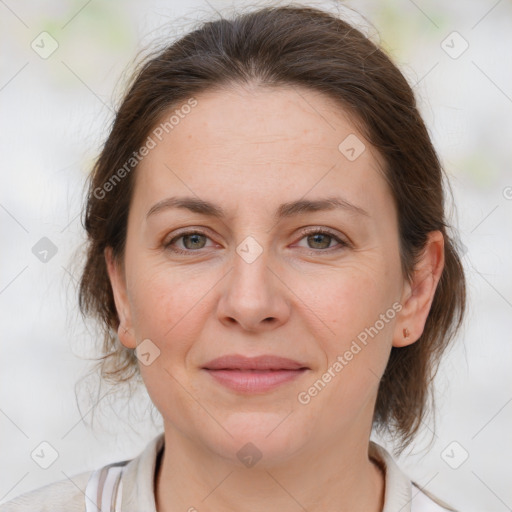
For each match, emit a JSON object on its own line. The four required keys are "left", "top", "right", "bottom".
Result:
{"left": 106, "top": 85, "right": 441, "bottom": 465}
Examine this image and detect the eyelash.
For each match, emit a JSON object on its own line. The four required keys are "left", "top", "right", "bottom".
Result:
{"left": 163, "top": 228, "right": 349, "bottom": 256}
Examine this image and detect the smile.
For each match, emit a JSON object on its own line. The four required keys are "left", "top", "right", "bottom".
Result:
{"left": 203, "top": 368, "right": 308, "bottom": 393}
{"left": 202, "top": 354, "right": 310, "bottom": 393}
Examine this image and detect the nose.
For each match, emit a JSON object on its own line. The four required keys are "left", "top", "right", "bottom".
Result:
{"left": 216, "top": 244, "right": 290, "bottom": 333}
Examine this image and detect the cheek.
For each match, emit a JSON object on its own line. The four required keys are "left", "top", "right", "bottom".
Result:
{"left": 124, "top": 262, "right": 209, "bottom": 411}
{"left": 308, "top": 265, "right": 397, "bottom": 385}
{"left": 293, "top": 270, "right": 396, "bottom": 431}
{"left": 310, "top": 262, "right": 395, "bottom": 342}
{"left": 126, "top": 259, "right": 210, "bottom": 353}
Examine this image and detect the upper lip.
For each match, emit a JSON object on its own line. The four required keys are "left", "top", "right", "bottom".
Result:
{"left": 202, "top": 354, "right": 309, "bottom": 371}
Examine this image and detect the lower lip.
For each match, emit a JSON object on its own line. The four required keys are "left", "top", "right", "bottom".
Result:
{"left": 203, "top": 369, "right": 307, "bottom": 393}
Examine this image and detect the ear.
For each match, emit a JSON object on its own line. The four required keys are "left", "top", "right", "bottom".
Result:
{"left": 393, "top": 231, "right": 445, "bottom": 348}
{"left": 104, "top": 247, "right": 137, "bottom": 349}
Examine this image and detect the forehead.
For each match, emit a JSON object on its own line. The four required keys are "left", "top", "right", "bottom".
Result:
{"left": 133, "top": 84, "right": 390, "bottom": 221}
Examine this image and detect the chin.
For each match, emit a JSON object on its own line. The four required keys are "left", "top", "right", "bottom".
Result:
{"left": 203, "top": 411, "right": 309, "bottom": 468}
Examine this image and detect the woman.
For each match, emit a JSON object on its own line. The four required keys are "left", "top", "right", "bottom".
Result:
{"left": 1, "top": 4, "right": 466, "bottom": 512}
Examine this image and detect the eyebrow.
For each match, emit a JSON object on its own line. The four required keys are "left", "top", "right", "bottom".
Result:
{"left": 146, "top": 195, "right": 370, "bottom": 220}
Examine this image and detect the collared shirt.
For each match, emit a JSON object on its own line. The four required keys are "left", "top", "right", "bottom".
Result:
{"left": 0, "top": 433, "right": 457, "bottom": 512}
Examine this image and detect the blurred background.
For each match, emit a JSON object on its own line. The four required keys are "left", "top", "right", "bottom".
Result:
{"left": 1, "top": 0, "right": 511, "bottom": 510}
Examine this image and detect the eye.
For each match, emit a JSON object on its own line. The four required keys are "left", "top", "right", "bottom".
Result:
{"left": 164, "top": 230, "right": 215, "bottom": 255}
{"left": 163, "top": 227, "right": 349, "bottom": 257}
{"left": 295, "top": 228, "right": 348, "bottom": 253}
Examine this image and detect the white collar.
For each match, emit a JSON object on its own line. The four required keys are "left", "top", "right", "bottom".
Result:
{"left": 116, "top": 433, "right": 455, "bottom": 512}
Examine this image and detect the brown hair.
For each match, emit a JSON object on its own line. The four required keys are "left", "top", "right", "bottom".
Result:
{"left": 78, "top": 4, "right": 466, "bottom": 450}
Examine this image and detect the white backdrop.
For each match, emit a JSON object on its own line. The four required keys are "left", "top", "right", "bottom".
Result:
{"left": 1, "top": 1, "right": 511, "bottom": 510}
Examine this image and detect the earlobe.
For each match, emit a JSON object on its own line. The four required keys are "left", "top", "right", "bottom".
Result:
{"left": 104, "top": 247, "right": 137, "bottom": 349}
{"left": 393, "top": 231, "right": 445, "bottom": 348}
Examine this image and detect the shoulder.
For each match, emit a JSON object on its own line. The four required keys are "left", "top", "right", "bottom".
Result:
{"left": 0, "top": 471, "right": 91, "bottom": 512}
{"left": 369, "top": 441, "right": 459, "bottom": 512}
{"left": 411, "top": 482, "right": 459, "bottom": 512}
{"left": 0, "top": 433, "right": 165, "bottom": 512}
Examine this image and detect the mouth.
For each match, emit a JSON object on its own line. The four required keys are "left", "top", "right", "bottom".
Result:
{"left": 202, "top": 354, "right": 310, "bottom": 394}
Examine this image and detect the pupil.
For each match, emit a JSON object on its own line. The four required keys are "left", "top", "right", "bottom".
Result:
{"left": 310, "top": 233, "right": 330, "bottom": 249}
{"left": 185, "top": 234, "right": 204, "bottom": 249}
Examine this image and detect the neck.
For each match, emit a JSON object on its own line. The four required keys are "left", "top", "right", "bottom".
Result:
{"left": 155, "top": 424, "right": 385, "bottom": 512}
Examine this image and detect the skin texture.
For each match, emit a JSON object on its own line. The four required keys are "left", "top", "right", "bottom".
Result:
{"left": 106, "top": 84, "right": 444, "bottom": 512}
